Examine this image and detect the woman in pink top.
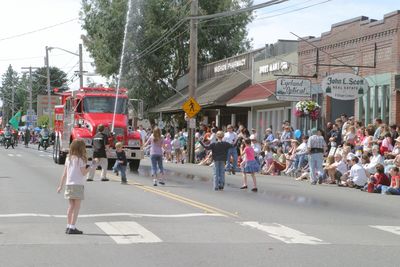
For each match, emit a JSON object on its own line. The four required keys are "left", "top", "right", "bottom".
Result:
{"left": 143, "top": 127, "right": 165, "bottom": 186}
{"left": 240, "top": 138, "right": 259, "bottom": 192}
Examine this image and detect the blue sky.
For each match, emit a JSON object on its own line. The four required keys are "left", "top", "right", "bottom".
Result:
{"left": 249, "top": 0, "right": 399, "bottom": 48}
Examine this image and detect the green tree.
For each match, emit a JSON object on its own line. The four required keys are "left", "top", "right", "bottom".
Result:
{"left": 31, "top": 67, "right": 68, "bottom": 113}
{"left": 0, "top": 65, "right": 20, "bottom": 123}
{"left": 37, "top": 115, "right": 50, "bottom": 127}
{"left": 80, "top": 0, "right": 254, "bottom": 116}
{"left": 15, "top": 73, "right": 29, "bottom": 114}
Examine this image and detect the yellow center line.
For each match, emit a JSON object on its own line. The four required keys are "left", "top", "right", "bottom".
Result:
{"left": 106, "top": 172, "right": 239, "bottom": 218}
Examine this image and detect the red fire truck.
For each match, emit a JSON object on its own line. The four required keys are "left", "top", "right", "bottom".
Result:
{"left": 53, "top": 87, "right": 143, "bottom": 171}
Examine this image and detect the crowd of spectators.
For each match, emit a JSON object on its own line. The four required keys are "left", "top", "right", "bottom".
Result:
{"left": 141, "top": 114, "right": 400, "bottom": 196}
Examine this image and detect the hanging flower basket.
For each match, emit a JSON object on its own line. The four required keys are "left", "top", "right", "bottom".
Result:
{"left": 294, "top": 100, "right": 321, "bottom": 121}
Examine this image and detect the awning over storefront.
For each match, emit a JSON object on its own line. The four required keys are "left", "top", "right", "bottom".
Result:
{"left": 227, "top": 80, "right": 277, "bottom": 107}
{"left": 151, "top": 71, "right": 251, "bottom": 113}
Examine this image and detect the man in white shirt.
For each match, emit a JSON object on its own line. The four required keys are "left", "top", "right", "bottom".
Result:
{"left": 138, "top": 125, "right": 147, "bottom": 145}
{"left": 223, "top": 124, "right": 238, "bottom": 174}
{"left": 342, "top": 156, "right": 368, "bottom": 188}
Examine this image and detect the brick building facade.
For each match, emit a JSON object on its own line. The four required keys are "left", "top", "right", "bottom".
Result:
{"left": 298, "top": 10, "right": 400, "bottom": 125}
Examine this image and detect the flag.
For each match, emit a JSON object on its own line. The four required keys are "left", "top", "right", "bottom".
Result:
{"left": 9, "top": 111, "right": 21, "bottom": 130}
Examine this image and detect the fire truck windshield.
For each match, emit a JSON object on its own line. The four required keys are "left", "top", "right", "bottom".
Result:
{"left": 83, "top": 96, "right": 127, "bottom": 114}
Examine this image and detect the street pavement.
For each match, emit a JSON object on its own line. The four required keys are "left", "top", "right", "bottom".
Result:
{"left": 1, "top": 144, "right": 400, "bottom": 267}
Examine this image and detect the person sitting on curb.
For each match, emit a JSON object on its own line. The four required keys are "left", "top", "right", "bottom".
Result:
{"left": 385, "top": 167, "right": 400, "bottom": 195}
{"left": 340, "top": 156, "right": 368, "bottom": 189}
{"left": 324, "top": 154, "right": 347, "bottom": 184}
{"left": 265, "top": 147, "right": 286, "bottom": 175}
{"left": 365, "top": 145, "right": 384, "bottom": 175}
{"left": 363, "top": 163, "right": 390, "bottom": 193}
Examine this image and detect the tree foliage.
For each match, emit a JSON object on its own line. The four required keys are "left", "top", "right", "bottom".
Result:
{"left": 0, "top": 65, "right": 20, "bottom": 123}
{"left": 30, "top": 67, "right": 68, "bottom": 113}
{"left": 0, "top": 65, "right": 67, "bottom": 126}
{"left": 80, "top": 0, "right": 254, "bottom": 115}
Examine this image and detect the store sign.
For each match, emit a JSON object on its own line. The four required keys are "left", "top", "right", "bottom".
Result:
{"left": 321, "top": 73, "right": 368, "bottom": 100}
{"left": 259, "top": 61, "right": 289, "bottom": 75}
{"left": 214, "top": 58, "right": 246, "bottom": 73}
{"left": 276, "top": 78, "right": 311, "bottom": 101}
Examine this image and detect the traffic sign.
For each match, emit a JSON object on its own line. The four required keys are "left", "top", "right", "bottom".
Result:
{"left": 182, "top": 97, "right": 201, "bottom": 118}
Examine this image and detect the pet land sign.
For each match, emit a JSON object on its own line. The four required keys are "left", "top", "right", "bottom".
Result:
{"left": 321, "top": 73, "right": 369, "bottom": 100}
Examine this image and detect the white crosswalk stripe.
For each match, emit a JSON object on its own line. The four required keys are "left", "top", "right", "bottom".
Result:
{"left": 239, "top": 221, "right": 329, "bottom": 245}
{"left": 95, "top": 221, "right": 162, "bottom": 244}
{"left": 370, "top": 225, "right": 400, "bottom": 236}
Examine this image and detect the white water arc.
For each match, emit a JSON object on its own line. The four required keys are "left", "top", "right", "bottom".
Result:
{"left": 111, "top": 0, "right": 133, "bottom": 132}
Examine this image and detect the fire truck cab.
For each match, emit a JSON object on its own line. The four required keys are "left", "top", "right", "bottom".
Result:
{"left": 53, "top": 87, "right": 143, "bottom": 171}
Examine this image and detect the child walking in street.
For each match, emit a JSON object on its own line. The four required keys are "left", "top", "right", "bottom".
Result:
{"left": 57, "top": 139, "right": 92, "bottom": 234}
{"left": 200, "top": 131, "right": 236, "bottom": 191}
{"left": 240, "top": 138, "right": 259, "bottom": 192}
{"left": 113, "top": 142, "right": 128, "bottom": 184}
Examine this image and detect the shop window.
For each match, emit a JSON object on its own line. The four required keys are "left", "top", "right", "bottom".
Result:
{"left": 257, "top": 108, "right": 289, "bottom": 140}
{"left": 361, "top": 84, "right": 390, "bottom": 125}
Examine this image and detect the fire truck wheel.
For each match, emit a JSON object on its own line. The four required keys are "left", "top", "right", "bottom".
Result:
{"left": 129, "top": 160, "right": 140, "bottom": 172}
{"left": 53, "top": 137, "right": 60, "bottom": 163}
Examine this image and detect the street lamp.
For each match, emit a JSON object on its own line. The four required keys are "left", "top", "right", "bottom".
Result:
{"left": 45, "top": 44, "right": 84, "bottom": 128}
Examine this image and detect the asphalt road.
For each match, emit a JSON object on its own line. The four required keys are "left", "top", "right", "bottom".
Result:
{"left": 1, "top": 144, "right": 399, "bottom": 267}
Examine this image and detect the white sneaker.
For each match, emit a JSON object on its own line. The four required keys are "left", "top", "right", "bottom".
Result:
{"left": 153, "top": 179, "right": 157, "bottom": 186}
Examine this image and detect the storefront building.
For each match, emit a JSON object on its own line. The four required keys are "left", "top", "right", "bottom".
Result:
{"left": 227, "top": 40, "right": 300, "bottom": 140}
{"left": 298, "top": 10, "right": 400, "bottom": 125}
{"left": 152, "top": 49, "right": 267, "bottom": 128}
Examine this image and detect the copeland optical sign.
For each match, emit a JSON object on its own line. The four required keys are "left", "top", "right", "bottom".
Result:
{"left": 321, "top": 73, "right": 369, "bottom": 100}
{"left": 276, "top": 78, "right": 311, "bottom": 101}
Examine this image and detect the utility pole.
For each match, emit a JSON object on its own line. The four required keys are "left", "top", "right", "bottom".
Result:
{"left": 28, "top": 67, "right": 33, "bottom": 111}
{"left": 21, "top": 66, "right": 40, "bottom": 111}
{"left": 45, "top": 46, "right": 52, "bottom": 128}
{"left": 11, "top": 84, "right": 15, "bottom": 116}
{"left": 22, "top": 66, "right": 40, "bottom": 128}
{"left": 79, "top": 43, "right": 84, "bottom": 89}
{"left": 187, "top": 0, "right": 198, "bottom": 164}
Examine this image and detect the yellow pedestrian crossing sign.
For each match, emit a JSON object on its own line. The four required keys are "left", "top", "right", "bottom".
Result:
{"left": 182, "top": 97, "right": 201, "bottom": 118}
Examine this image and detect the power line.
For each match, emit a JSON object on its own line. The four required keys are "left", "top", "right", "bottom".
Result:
{"left": 134, "top": 19, "right": 188, "bottom": 60}
{"left": 135, "top": 0, "right": 326, "bottom": 60}
{"left": 135, "top": 25, "right": 189, "bottom": 61}
{"left": 0, "top": 53, "right": 69, "bottom": 62}
{"left": 0, "top": 17, "right": 79, "bottom": 42}
{"left": 199, "top": 0, "right": 331, "bottom": 28}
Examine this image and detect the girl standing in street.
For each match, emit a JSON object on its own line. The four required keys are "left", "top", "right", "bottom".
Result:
{"left": 240, "top": 138, "right": 259, "bottom": 192}
{"left": 57, "top": 140, "right": 91, "bottom": 234}
{"left": 144, "top": 127, "right": 165, "bottom": 186}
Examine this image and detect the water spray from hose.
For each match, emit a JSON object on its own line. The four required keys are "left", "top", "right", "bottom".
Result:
{"left": 111, "top": 0, "right": 132, "bottom": 133}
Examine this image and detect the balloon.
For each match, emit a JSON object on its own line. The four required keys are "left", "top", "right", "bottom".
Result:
{"left": 294, "top": 129, "right": 301, "bottom": 139}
